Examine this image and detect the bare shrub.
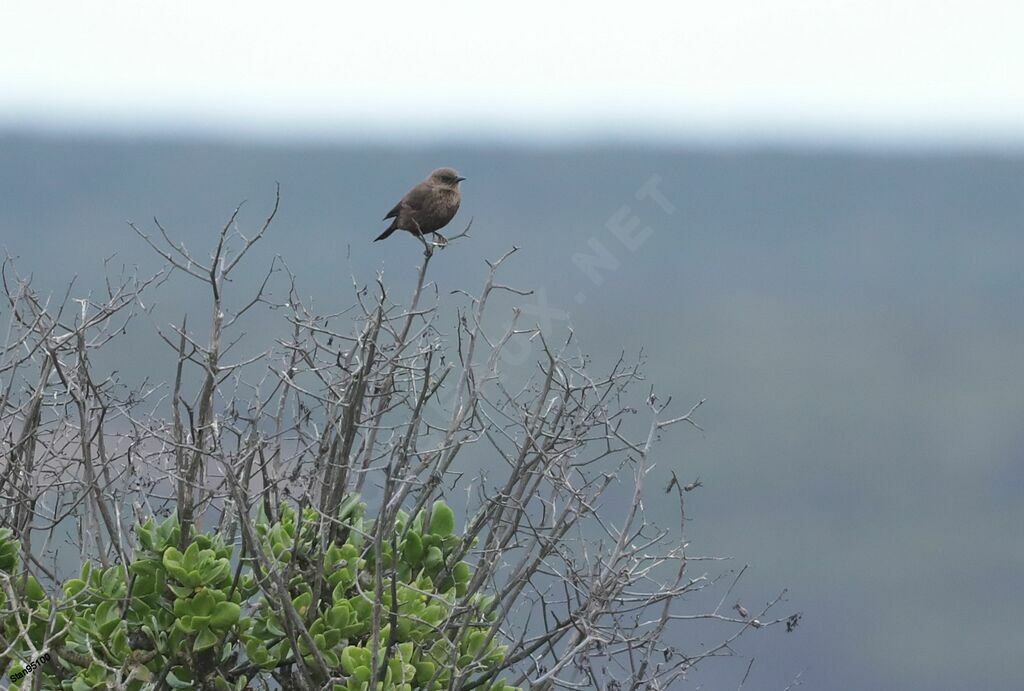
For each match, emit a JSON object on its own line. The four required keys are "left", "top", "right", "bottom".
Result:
{"left": 0, "top": 192, "right": 796, "bottom": 690}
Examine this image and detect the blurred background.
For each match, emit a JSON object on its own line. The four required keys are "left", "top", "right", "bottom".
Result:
{"left": 2, "top": 2, "right": 1023, "bottom": 688}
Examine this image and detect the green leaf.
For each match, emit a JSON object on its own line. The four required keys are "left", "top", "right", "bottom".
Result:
{"left": 338, "top": 494, "right": 363, "bottom": 521}
{"left": 415, "top": 661, "right": 436, "bottom": 684}
{"left": 292, "top": 591, "right": 312, "bottom": 617}
{"left": 166, "top": 667, "right": 194, "bottom": 688}
{"left": 246, "top": 638, "right": 272, "bottom": 665}
{"left": 194, "top": 626, "right": 220, "bottom": 651}
{"left": 201, "top": 558, "right": 231, "bottom": 586}
{"left": 156, "top": 514, "right": 181, "bottom": 549}
{"left": 397, "top": 641, "right": 414, "bottom": 661}
{"left": 192, "top": 589, "right": 216, "bottom": 616}
{"left": 348, "top": 594, "right": 373, "bottom": 621}
{"left": 128, "top": 559, "right": 161, "bottom": 576}
{"left": 183, "top": 542, "right": 201, "bottom": 569}
{"left": 168, "top": 583, "right": 193, "bottom": 599}
{"left": 341, "top": 645, "right": 371, "bottom": 674}
{"left": 0, "top": 540, "right": 19, "bottom": 572}
{"left": 464, "top": 630, "right": 486, "bottom": 655}
{"left": 264, "top": 616, "right": 286, "bottom": 638}
{"left": 401, "top": 532, "right": 424, "bottom": 564}
{"left": 111, "top": 623, "right": 130, "bottom": 659}
{"left": 163, "top": 548, "right": 189, "bottom": 583}
{"left": 96, "top": 600, "right": 120, "bottom": 637}
{"left": 137, "top": 521, "right": 155, "bottom": 551}
{"left": 64, "top": 578, "right": 87, "bottom": 598}
{"left": 328, "top": 603, "right": 351, "bottom": 629}
{"left": 210, "top": 601, "right": 241, "bottom": 629}
{"left": 425, "top": 546, "right": 443, "bottom": 568}
{"left": 423, "top": 604, "right": 443, "bottom": 626}
{"left": 133, "top": 572, "right": 158, "bottom": 597}
{"left": 24, "top": 574, "right": 46, "bottom": 602}
{"left": 271, "top": 639, "right": 292, "bottom": 663}
{"left": 100, "top": 566, "right": 122, "bottom": 595}
{"left": 353, "top": 665, "right": 371, "bottom": 683}
{"left": 428, "top": 501, "right": 455, "bottom": 537}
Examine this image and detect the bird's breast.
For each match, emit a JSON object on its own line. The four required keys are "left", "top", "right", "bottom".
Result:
{"left": 434, "top": 191, "right": 460, "bottom": 215}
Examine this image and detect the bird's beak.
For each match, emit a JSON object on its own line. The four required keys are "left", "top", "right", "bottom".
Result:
{"left": 455, "top": 176, "right": 467, "bottom": 182}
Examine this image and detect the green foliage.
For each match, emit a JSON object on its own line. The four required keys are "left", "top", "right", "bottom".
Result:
{"left": 0, "top": 501, "right": 514, "bottom": 690}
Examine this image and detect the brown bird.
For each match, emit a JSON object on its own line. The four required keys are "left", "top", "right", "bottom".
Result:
{"left": 375, "top": 167, "right": 465, "bottom": 242}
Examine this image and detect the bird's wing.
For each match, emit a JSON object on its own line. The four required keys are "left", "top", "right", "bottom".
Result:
{"left": 383, "top": 181, "right": 432, "bottom": 220}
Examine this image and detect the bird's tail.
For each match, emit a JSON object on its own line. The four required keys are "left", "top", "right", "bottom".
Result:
{"left": 374, "top": 220, "right": 398, "bottom": 242}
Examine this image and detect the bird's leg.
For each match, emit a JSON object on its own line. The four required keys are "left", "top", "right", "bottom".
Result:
{"left": 411, "top": 219, "right": 433, "bottom": 257}
{"left": 433, "top": 232, "right": 449, "bottom": 248}
{"left": 416, "top": 232, "right": 433, "bottom": 257}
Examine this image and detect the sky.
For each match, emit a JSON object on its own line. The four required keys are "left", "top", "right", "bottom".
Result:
{"left": 2, "top": 1, "right": 1024, "bottom": 145}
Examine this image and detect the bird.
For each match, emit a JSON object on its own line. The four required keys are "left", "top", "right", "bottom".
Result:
{"left": 375, "top": 167, "right": 465, "bottom": 243}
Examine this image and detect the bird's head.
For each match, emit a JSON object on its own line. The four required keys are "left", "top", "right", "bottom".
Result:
{"left": 429, "top": 167, "right": 466, "bottom": 189}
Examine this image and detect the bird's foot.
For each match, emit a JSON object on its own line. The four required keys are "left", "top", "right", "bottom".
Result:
{"left": 416, "top": 232, "right": 434, "bottom": 257}
{"left": 433, "top": 233, "right": 449, "bottom": 249}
